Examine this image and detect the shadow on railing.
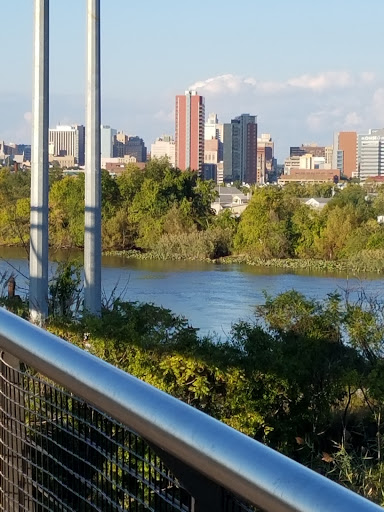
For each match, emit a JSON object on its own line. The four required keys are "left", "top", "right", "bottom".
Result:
{"left": 0, "top": 307, "right": 381, "bottom": 512}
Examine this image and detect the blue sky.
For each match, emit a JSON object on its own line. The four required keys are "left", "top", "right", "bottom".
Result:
{"left": 2, "top": 0, "right": 384, "bottom": 160}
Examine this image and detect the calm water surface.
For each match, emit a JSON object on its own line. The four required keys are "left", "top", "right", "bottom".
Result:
{"left": 1, "top": 247, "right": 383, "bottom": 338}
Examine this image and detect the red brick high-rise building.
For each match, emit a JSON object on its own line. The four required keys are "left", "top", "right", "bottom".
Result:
{"left": 175, "top": 90, "right": 205, "bottom": 172}
{"left": 332, "top": 131, "right": 357, "bottom": 178}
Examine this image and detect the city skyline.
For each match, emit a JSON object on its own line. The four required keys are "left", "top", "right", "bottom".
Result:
{"left": 2, "top": 0, "right": 384, "bottom": 160}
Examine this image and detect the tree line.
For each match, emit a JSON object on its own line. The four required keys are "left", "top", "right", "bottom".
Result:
{"left": 1, "top": 159, "right": 384, "bottom": 269}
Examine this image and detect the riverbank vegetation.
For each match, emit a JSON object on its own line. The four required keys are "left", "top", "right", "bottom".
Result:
{"left": 4, "top": 277, "right": 384, "bottom": 505}
{"left": 2, "top": 160, "right": 384, "bottom": 272}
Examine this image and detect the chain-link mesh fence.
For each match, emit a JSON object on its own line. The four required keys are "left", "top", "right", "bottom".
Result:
{"left": 0, "top": 356, "right": 254, "bottom": 512}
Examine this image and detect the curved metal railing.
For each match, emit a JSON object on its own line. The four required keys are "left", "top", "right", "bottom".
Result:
{"left": 0, "top": 306, "right": 381, "bottom": 512}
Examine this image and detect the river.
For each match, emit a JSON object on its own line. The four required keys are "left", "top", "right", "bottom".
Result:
{"left": 1, "top": 247, "right": 383, "bottom": 338}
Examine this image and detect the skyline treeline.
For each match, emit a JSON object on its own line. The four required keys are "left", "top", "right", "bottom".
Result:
{"left": 1, "top": 159, "right": 384, "bottom": 271}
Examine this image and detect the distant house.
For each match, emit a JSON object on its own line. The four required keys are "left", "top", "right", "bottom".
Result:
{"left": 304, "top": 197, "right": 332, "bottom": 210}
{"left": 211, "top": 186, "right": 250, "bottom": 216}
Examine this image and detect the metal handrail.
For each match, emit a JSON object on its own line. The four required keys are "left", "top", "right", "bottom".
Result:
{"left": 0, "top": 307, "right": 381, "bottom": 512}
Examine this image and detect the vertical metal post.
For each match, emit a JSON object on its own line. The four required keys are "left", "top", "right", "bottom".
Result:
{"left": 29, "top": 0, "right": 49, "bottom": 324}
{"left": 84, "top": 0, "right": 102, "bottom": 315}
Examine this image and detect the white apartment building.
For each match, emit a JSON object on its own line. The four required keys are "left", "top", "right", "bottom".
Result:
{"left": 49, "top": 125, "right": 85, "bottom": 166}
{"left": 284, "top": 153, "right": 331, "bottom": 174}
{"left": 216, "top": 162, "right": 224, "bottom": 184}
{"left": 325, "top": 146, "right": 333, "bottom": 166}
{"left": 151, "top": 136, "right": 176, "bottom": 167}
{"left": 204, "top": 113, "right": 224, "bottom": 141}
{"left": 284, "top": 154, "right": 314, "bottom": 173}
{"left": 284, "top": 156, "right": 301, "bottom": 174}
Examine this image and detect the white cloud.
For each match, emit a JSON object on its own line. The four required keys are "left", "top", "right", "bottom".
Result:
{"left": 189, "top": 73, "right": 283, "bottom": 96}
{"left": 189, "top": 74, "right": 248, "bottom": 95}
{"left": 287, "top": 71, "right": 353, "bottom": 91}
{"left": 188, "top": 70, "right": 367, "bottom": 98}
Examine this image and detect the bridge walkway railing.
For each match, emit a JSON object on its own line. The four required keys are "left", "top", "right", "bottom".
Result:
{"left": 0, "top": 307, "right": 381, "bottom": 512}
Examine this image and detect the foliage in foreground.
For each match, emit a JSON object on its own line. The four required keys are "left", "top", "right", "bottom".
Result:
{"left": 25, "top": 282, "right": 384, "bottom": 506}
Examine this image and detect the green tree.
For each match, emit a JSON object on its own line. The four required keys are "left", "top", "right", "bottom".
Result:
{"left": 231, "top": 291, "right": 359, "bottom": 454}
{"left": 102, "top": 207, "right": 136, "bottom": 250}
{"left": 328, "top": 184, "right": 374, "bottom": 223}
{"left": 117, "top": 164, "right": 145, "bottom": 203}
{"left": 117, "top": 160, "right": 216, "bottom": 250}
{"left": 234, "top": 187, "right": 296, "bottom": 258}
{"left": 49, "top": 175, "right": 85, "bottom": 247}
{"left": 315, "top": 205, "right": 358, "bottom": 260}
{"left": 101, "top": 169, "right": 121, "bottom": 216}
{"left": 291, "top": 203, "right": 321, "bottom": 258}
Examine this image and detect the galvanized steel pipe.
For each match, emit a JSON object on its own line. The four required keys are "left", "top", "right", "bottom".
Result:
{"left": 0, "top": 307, "right": 381, "bottom": 512}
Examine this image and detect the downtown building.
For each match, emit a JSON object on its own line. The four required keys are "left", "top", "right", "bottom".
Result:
{"left": 101, "top": 125, "right": 117, "bottom": 159}
{"left": 203, "top": 138, "right": 221, "bottom": 181}
{"left": 0, "top": 141, "right": 31, "bottom": 165}
{"left": 257, "top": 133, "right": 276, "bottom": 183}
{"left": 175, "top": 90, "right": 205, "bottom": 172}
{"left": 357, "top": 129, "right": 384, "bottom": 181}
{"left": 114, "top": 132, "right": 147, "bottom": 162}
{"left": 223, "top": 114, "right": 258, "bottom": 184}
{"left": 290, "top": 143, "right": 326, "bottom": 158}
{"left": 49, "top": 124, "right": 85, "bottom": 166}
{"left": 205, "top": 113, "right": 224, "bottom": 143}
{"left": 151, "top": 135, "right": 176, "bottom": 167}
{"left": 332, "top": 131, "right": 357, "bottom": 178}
{"left": 125, "top": 136, "right": 147, "bottom": 162}
{"left": 203, "top": 113, "right": 224, "bottom": 182}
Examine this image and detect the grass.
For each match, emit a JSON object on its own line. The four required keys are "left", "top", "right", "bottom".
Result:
{"left": 102, "top": 250, "right": 384, "bottom": 275}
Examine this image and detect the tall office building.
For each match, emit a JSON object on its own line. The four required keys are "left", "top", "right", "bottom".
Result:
{"left": 113, "top": 133, "right": 147, "bottom": 161}
{"left": 49, "top": 124, "right": 85, "bottom": 165}
{"left": 223, "top": 114, "right": 258, "bottom": 183}
{"left": 332, "top": 131, "right": 357, "bottom": 178}
{"left": 358, "top": 129, "right": 384, "bottom": 181}
{"left": 257, "top": 133, "right": 275, "bottom": 183}
{"left": 125, "top": 136, "right": 147, "bottom": 162}
{"left": 101, "top": 125, "right": 117, "bottom": 159}
{"left": 114, "top": 132, "right": 128, "bottom": 158}
{"left": 175, "top": 90, "right": 205, "bottom": 172}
